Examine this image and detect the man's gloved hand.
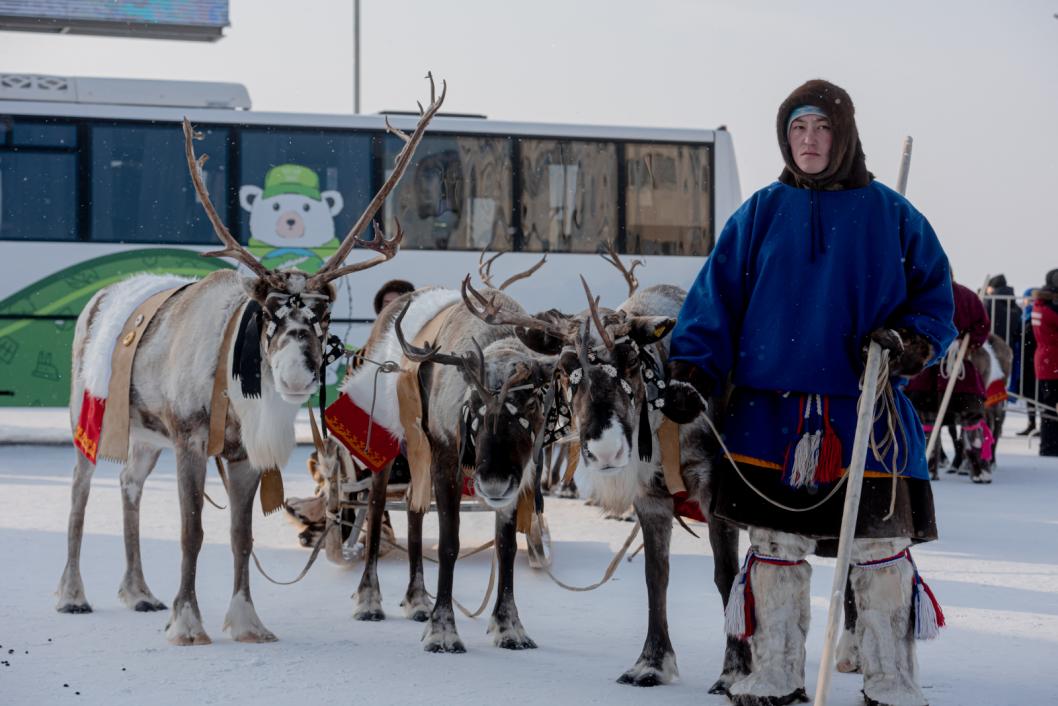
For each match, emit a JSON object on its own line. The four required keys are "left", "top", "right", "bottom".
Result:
{"left": 864, "top": 327, "right": 933, "bottom": 377}
{"left": 662, "top": 361, "right": 712, "bottom": 424}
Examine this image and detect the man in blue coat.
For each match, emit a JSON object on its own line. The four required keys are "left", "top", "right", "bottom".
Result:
{"left": 663, "top": 80, "right": 955, "bottom": 706}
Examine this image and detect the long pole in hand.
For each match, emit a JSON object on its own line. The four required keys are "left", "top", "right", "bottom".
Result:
{"left": 814, "top": 135, "right": 913, "bottom": 706}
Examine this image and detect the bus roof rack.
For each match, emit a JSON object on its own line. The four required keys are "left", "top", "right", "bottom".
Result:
{"left": 378, "top": 110, "right": 487, "bottom": 120}
{"left": 0, "top": 74, "right": 251, "bottom": 110}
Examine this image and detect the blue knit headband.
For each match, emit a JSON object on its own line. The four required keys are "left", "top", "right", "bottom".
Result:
{"left": 786, "top": 105, "right": 828, "bottom": 133}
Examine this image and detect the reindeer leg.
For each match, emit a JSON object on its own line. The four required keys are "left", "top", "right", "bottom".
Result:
{"left": 618, "top": 493, "right": 677, "bottom": 686}
{"left": 222, "top": 458, "right": 276, "bottom": 643}
{"left": 836, "top": 574, "right": 861, "bottom": 673}
{"left": 354, "top": 461, "right": 391, "bottom": 621}
{"left": 57, "top": 448, "right": 96, "bottom": 614}
{"left": 488, "top": 508, "right": 536, "bottom": 649}
{"left": 708, "top": 516, "right": 751, "bottom": 694}
{"left": 400, "top": 507, "right": 432, "bottom": 621}
{"left": 165, "top": 444, "right": 211, "bottom": 646}
{"left": 423, "top": 453, "right": 465, "bottom": 653}
{"left": 118, "top": 443, "right": 166, "bottom": 612}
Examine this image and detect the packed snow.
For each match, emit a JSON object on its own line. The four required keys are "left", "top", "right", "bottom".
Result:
{"left": 1, "top": 417, "right": 1056, "bottom": 705}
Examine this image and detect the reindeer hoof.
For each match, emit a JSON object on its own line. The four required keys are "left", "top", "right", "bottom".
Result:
{"left": 837, "top": 659, "right": 860, "bottom": 673}
{"left": 134, "top": 600, "right": 167, "bottom": 612}
{"left": 407, "top": 609, "right": 430, "bottom": 622}
{"left": 708, "top": 678, "right": 731, "bottom": 695}
{"left": 232, "top": 629, "right": 278, "bottom": 644}
{"left": 167, "top": 631, "right": 212, "bottom": 646}
{"left": 423, "top": 638, "right": 466, "bottom": 654}
{"left": 617, "top": 671, "right": 663, "bottom": 687}
{"left": 354, "top": 608, "right": 386, "bottom": 622}
{"left": 57, "top": 602, "right": 93, "bottom": 614}
{"left": 496, "top": 634, "right": 537, "bottom": 650}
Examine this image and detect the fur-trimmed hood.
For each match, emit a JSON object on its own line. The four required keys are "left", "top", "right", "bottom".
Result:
{"left": 777, "top": 79, "right": 873, "bottom": 191}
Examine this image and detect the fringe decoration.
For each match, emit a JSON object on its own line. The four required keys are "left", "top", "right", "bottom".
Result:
{"left": 233, "top": 301, "right": 263, "bottom": 399}
{"left": 815, "top": 397, "right": 844, "bottom": 484}
{"left": 783, "top": 394, "right": 843, "bottom": 487}
{"left": 724, "top": 549, "right": 807, "bottom": 639}
{"left": 913, "top": 571, "right": 945, "bottom": 640}
{"left": 637, "top": 396, "right": 653, "bottom": 462}
{"left": 259, "top": 467, "right": 285, "bottom": 516}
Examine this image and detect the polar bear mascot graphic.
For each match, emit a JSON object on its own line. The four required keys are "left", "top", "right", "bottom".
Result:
{"left": 241, "top": 163, "right": 344, "bottom": 273}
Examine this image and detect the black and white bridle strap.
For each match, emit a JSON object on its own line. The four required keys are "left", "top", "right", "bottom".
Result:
{"left": 263, "top": 291, "right": 344, "bottom": 365}
{"left": 565, "top": 336, "right": 667, "bottom": 412}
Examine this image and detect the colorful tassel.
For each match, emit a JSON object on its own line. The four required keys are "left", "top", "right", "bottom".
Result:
{"left": 855, "top": 549, "right": 945, "bottom": 641}
{"left": 963, "top": 420, "right": 995, "bottom": 462}
{"left": 724, "top": 549, "right": 806, "bottom": 639}
{"left": 815, "top": 397, "right": 844, "bottom": 484}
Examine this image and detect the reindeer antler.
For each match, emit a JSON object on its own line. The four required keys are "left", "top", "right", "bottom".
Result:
{"left": 580, "top": 276, "right": 615, "bottom": 351}
{"left": 182, "top": 118, "right": 278, "bottom": 283}
{"left": 394, "top": 299, "right": 491, "bottom": 400}
{"left": 600, "top": 240, "right": 644, "bottom": 298}
{"left": 477, "top": 249, "right": 548, "bottom": 291}
{"left": 306, "top": 72, "right": 447, "bottom": 287}
{"left": 461, "top": 275, "right": 570, "bottom": 340}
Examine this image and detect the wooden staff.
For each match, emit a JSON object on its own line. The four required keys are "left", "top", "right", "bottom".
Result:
{"left": 814, "top": 135, "right": 914, "bottom": 706}
{"left": 814, "top": 342, "right": 884, "bottom": 706}
{"left": 925, "top": 334, "right": 970, "bottom": 458}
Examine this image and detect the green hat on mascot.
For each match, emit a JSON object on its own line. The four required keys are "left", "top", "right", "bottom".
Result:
{"left": 261, "top": 164, "right": 322, "bottom": 201}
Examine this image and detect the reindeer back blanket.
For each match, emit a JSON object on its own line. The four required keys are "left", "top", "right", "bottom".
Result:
{"left": 75, "top": 274, "right": 195, "bottom": 463}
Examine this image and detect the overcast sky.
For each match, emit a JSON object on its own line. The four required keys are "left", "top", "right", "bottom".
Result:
{"left": 3, "top": 0, "right": 1056, "bottom": 292}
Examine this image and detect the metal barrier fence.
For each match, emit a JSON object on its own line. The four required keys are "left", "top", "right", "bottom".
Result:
{"left": 981, "top": 293, "right": 1057, "bottom": 422}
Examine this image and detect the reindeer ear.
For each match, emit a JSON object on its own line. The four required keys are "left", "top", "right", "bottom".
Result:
{"left": 627, "top": 316, "right": 676, "bottom": 345}
{"left": 514, "top": 309, "right": 572, "bottom": 355}
{"left": 241, "top": 275, "right": 272, "bottom": 303}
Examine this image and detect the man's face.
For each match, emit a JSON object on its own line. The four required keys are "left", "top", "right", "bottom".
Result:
{"left": 381, "top": 291, "right": 402, "bottom": 309}
{"left": 788, "top": 114, "right": 832, "bottom": 175}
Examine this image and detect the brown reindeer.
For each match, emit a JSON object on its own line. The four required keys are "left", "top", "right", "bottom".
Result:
{"left": 333, "top": 266, "right": 564, "bottom": 652}
{"left": 56, "top": 75, "right": 444, "bottom": 645}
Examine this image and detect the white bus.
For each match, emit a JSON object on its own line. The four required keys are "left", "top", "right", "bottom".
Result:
{"left": 0, "top": 73, "right": 741, "bottom": 407}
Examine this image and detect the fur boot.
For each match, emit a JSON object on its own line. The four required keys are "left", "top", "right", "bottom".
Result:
{"left": 850, "top": 538, "right": 928, "bottom": 706}
{"left": 728, "top": 528, "right": 814, "bottom": 706}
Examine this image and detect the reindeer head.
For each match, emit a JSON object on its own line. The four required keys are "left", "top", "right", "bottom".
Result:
{"left": 462, "top": 350, "right": 558, "bottom": 508}
{"left": 183, "top": 73, "right": 446, "bottom": 404}
{"left": 555, "top": 281, "right": 674, "bottom": 474}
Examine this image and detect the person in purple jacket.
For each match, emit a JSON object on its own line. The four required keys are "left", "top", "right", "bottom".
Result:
{"left": 661, "top": 80, "right": 955, "bottom": 706}
{"left": 907, "top": 279, "right": 992, "bottom": 482}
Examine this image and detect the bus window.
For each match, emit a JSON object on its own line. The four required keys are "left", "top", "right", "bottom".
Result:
{"left": 382, "top": 134, "right": 513, "bottom": 251}
{"left": 624, "top": 143, "right": 712, "bottom": 256}
{"left": 0, "top": 122, "right": 78, "bottom": 240}
{"left": 519, "top": 139, "right": 617, "bottom": 253}
{"left": 10, "top": 121, "right": 77, "bottom": 149}
{"left": 91, "top": 123, "right": 231, "bottom": 244}
{"left": 239, "top": 128, "right": 371, "bottom": 270}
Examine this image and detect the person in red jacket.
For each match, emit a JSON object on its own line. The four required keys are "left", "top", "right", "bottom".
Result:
{"left": 907, "top": 278, "right": 993, "bottom": 481}
{"left": 1032, "top": 269, "right": 1058, "bottom": 456}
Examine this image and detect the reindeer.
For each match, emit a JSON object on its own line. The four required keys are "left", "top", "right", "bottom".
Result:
{"left": 55, "top": 75, "right": 444, "bottom": 645}
{"left": 482, "top": 250, "right": 745, "bottom": 690}
{"left": 334, "top": 265, "right": 561, "bottom": 652}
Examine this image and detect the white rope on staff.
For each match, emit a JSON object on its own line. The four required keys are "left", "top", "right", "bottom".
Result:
{"left": 814, "top": 341, "right": 886, "bottom": 706}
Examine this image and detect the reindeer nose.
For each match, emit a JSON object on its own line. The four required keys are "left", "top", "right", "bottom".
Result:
{"left": 583, "top": 418, "right": 629, "bottom": 471}
{"left": 474, "top": 477, "right": 517, "bottom": 508}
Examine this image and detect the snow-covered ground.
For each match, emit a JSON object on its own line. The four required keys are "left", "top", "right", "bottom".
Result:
{"left": 2, "top": 423, "right": 1057, "bottom": 706}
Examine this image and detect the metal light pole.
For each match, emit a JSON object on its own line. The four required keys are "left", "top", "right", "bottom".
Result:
{"left": 353, "top": 0, "right": 361, "bottom": 114}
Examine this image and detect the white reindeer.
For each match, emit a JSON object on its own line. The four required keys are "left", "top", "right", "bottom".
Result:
{"left": 55, "top": 76, "right": 445, "bottom": 645}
